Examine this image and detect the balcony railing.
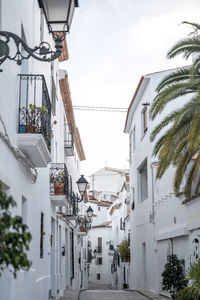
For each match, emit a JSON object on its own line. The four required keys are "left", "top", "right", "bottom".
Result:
{"left": 65, "top": 192, "right": 78, "bottom": 218}
{"left": 50, "top": 163, "right": 68, "bottom": 197}
{"left": 94, "top": 247, "right": 102, "bottom": 253}
{"left": 18, "top": 74, "right": 51, "bottom": 151}
{"left": 50, "top": 163, "right": 78, "bottom": 215}
{"left": 64, "top": 123, "right": 74, "bottom": 156}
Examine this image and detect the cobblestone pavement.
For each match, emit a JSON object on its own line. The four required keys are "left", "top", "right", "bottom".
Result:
{"left": 79, "top": 290, "right": 149, "bottom": 300}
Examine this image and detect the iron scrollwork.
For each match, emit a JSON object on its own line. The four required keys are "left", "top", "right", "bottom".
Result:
{"left": 0, "top": 31, "right": 63, "bottom": 66}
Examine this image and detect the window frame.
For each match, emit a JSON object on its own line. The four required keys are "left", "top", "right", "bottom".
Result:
{"left": 141, "top": 106, "right": 148, "bottom": 136}
{"left": 138, "top": 158, "right": 148, "bottom": 203}
{"left": 40, "top": 212, "right": 44, "bottom": 258}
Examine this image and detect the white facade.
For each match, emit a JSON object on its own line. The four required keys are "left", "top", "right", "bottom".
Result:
{"left": 84, "top": 167, "right": 130, "bottom": 288}
{"left": 109, "top": 180, "right": 130, "bottom": 290}
{"left": 125, "top": 69, "right": 200, "bottom": 295}
{"left": 0, "top": 1, "right": 86, "bottom": 300}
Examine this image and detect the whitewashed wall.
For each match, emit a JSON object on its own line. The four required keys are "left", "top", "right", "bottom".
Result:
{"left": 0, "top": 1, "right": 83, "bottom": 300}
{"left": 126, "top": 69, "right": 200, "bottom": 294}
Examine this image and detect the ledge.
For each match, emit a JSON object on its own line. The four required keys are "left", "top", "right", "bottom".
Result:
{"left": 156, "top": 226, "right": 189, "bottom": 241}
{"left": 76, "top": 231, "right": 87, "bottom": 237}
{"left": 51, "top": 195, "right": 67, "bottom": 206}
{"left": 16, "top": 134, "right": 51, "bottom": 167}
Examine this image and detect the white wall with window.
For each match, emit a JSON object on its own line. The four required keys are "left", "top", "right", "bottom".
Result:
{"left": 125, "top": 69, "right": 200, "bottom": 296}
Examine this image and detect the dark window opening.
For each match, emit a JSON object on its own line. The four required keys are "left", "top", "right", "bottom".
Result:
{"left": 40, "top": 212, "right": 44, "bottom": 258}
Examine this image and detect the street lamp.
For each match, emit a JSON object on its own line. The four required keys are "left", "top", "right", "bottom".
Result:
{"left": 38, "top": 0, "right": 78, "bottom": 33}
{"left": 76, "top": 175, "right": 88, "bottom": 201}
{"left": 86, "top": 206, "right": 94, "bottom": 218}
{"left": 0, "top": 0, "right": 78, "bottom": 66}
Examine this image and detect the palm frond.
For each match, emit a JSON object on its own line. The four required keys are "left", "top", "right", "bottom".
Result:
{"left": 167, "top": 37, "right": 200, "bottom": 60}
{"left": 173, "top": 151, "right": 192, "bottom": 193}
{"left": 150, "top": 81, "right": 197, "bottom": 120}
{"left": 156, "top": 67, "right": 191, "bottom": 92}
{"left": 182, "top": 21, "right": 200, "bottom": 31}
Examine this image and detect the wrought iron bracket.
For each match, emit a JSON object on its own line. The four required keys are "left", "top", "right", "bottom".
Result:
{"left": 0, "top": 31, "right": 63, "bottom": 66}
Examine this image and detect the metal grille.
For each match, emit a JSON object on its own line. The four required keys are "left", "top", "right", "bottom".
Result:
{"left": 51, "top": 75, "right": 56, "bottom": 115}
{"left": 50, "top": 163, "right": 68, "bottom": 196}
{"left": 64, "top": 123, "right": 74, "bottom": 156}
{"left": 18, "top": 74, "right": 52, "bottom": 151}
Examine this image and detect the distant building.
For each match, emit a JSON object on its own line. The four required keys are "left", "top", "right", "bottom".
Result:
{"left": 83, "top": 167, "right": 130, "bottom": 288}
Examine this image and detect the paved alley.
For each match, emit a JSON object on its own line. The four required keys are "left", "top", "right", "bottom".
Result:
{"left": 79, "top": 290, "right": 149, "bottom": 300}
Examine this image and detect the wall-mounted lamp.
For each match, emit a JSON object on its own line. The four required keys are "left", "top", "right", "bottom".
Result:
{"left": 0, "top": 0, "right": 78, "bottom": 66}
{"left": 76, "top": 175, "right": 88, "bottom": 201}
{"left": 86, "top": 206, "right": 94, "bottom": 218}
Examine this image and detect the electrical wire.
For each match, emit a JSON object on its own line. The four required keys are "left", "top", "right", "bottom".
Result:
{"left": 72, "top": 105, "right": 128, "bottom": 112}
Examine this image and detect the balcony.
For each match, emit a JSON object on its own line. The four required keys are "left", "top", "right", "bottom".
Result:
{"left": 50, "top": 163, "right": 68, "bottom": 206}
{"left": 64, "top": 123, "right": 74, "bottom": 156}
{"left": 16, "top": 74, "right": 51, "bottom": 167}
{"left": 94, "top": 247, "right": 102, "bottom": 257}
{"left": 65, "top": 192, "right": 78, "bottom": 219}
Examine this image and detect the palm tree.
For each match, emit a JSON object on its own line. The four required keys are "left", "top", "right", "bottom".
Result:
{"left": 150, "top": 21, "right": 200, "bottom": 196}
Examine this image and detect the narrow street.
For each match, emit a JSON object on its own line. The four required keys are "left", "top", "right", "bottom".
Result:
{"left": 79, "top": 290, "right": 149, "bottom": 300}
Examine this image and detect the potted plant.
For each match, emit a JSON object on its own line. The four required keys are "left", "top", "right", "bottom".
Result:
{"left": 79, "top": 216, "right": 89, "bottom": 232}
{"left": 23, "top": 104, "right": 48, "bottom": 133}
{"left": 117, "top": 240, "right": 130, "bottom": 262}
{"left": 50, "top": 169, "right": 66, "bottom": 195}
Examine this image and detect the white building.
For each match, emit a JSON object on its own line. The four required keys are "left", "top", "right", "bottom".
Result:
{"left": 85, "top": 167, "right": 130, "bottom": 288}
{"left": 0, "top": 1, "right": 88, "bottom": 300}
{"left": 109, "top": 179, "right": 130, "bottom": 290}
{"left": 124, "top": 68, "right": 200, "bottom": 296}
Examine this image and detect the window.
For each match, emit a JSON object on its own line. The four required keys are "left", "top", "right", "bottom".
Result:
{"left": 70, "top": 230, "right": 74, "bottom": 279}
{"left": 131, "top": 188, "right": 135, "bottom": 210}
{"left": 98, "top": 206, "right": 100, "bottom": 211}
{"left": 138, "top": 159, "right": 148, "bottom": 202}
{"left": 109, "top": 244, "right": 114, "bottom": 250}
{"left": 40, "top": 212, "right": 44, "bottom": 258}
{"left": 141, "top": 106, "right": 148, "bottom": 135}
{"left": 97, "top": 273, "right": 101, "bottom": 280}
{"left": 22, "top": 196, "right": 27, "bottom": 224}
{"left": 130, "top": 126, "right": 136, "bottom": 162}
{"left": 103, "top": 194, "right": 106, "bottom": 200}
{"left": 120, "top": 217, "right": 125, "bottom": 230}
{"left": 98, "top": 237, "right": 102, "bottom": 252}
{"left": 97, "top": 257, "right": 102, "bottom": 265}
{"left": 128, "top": 232, "right": 130, "bottom": 246}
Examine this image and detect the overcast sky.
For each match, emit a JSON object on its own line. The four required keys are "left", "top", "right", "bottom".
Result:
{"left": 61, "top": 0, "right": 200, "bottom": 178}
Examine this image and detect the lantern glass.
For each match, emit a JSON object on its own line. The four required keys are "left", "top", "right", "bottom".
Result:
{"left": 87, "top": 206, "right": 94, "bottom": 218}
{"left": 40, "top": 0, "right": 78, "bottom": 32}
{"left": 76, "top": 175, "right": 88, "bottom": 196}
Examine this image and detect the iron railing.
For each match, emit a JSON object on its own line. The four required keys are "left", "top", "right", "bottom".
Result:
{"left": 94, "top": 247, "right": 102, "bottom": 253}
{"left": 50, "top": 163, "right": 78, "bottom": 217}
{"left": 65, "top": 192, "right": 78, "bottom": 217}
{"left": 51, "top": 75, "right": 56, "bottom": 115}
{"left": 18, "top": 74, "right": 51, "bottom": 151}
{"left": 64, "top": 123, "right": 74, "bottom": 156}
{"left": 50, "top": 163, "right": 68, "bottom": 196}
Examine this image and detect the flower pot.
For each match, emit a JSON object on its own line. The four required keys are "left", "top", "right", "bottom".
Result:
{"left": 80, "top": 227, "right": 86, "bottom": 232}
{"left": 26, "top": 125, "right": 36, "bottom": 133}
{"left": 54, "top": 183, "right": 64, "bottom": 195}
{"left": 19, "top": 124, "right": 26, "bottom": 133}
